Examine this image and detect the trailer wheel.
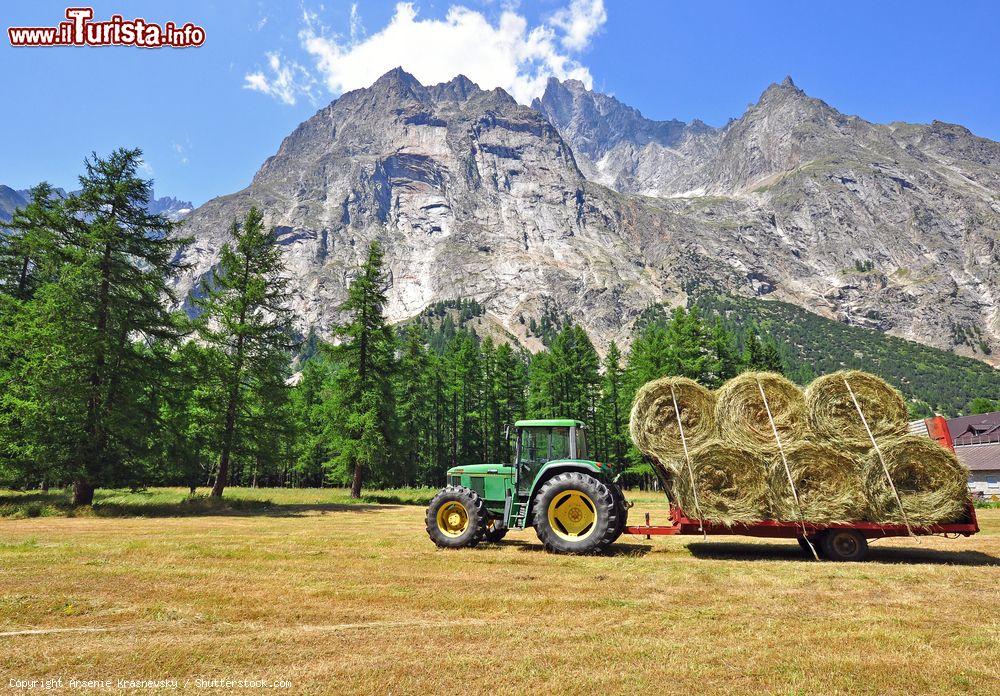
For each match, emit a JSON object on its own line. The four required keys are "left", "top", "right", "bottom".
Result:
{"left": 484, "top": 519, "right": 508, "bottom": 543}
{"left": 533, "top": 472, "right": 618, "bottom": 554}
{"left": 819, "top": 529, "right": 868, "bottom": 562}
{"left": 426, "top": 486, "right": 487, "bottom": 549}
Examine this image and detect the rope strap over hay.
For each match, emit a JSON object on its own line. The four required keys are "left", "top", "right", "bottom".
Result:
{"left": 757, "top": 378, "right": 818, "bottom": 560}
{"left": 842, "top": 377, "right": 914, "bottom": 538}
{"left": 716, "top": 372, "right": 807, "bottom": 454}
{"left": 671, "top": 384, "right": 705, "bottom": 537}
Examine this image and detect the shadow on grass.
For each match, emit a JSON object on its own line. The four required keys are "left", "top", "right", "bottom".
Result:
{"left": 498, "top": 538, "right": 654, "bottom": 557}
{"left": 685, "top": 540, "right": 1000, "bottom": 566}
{"left": 0, "top": 491, "right": 413, "bottom": 519}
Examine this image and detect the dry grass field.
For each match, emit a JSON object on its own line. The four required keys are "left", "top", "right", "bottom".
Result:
{"left": 1, "top": 488, "right": 998, "bottom": 694}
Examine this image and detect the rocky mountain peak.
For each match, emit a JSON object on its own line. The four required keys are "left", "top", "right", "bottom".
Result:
{"left": 170, "top": 72, "right": 1000, "bottom": 364}
{"left": 427, "top": 74, "right": 479, "bottom": 102}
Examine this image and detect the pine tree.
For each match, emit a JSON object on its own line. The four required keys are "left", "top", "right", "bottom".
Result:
{"left": 493, "top": 342, "right": 528, "bottom": 463}
{"left": 195, "top": 206, "right": 295, "bottom": 498}
{"left": 289, "top": 351, "right": 335, "bottom": 487}
{"left": 597, "top": 342, "right": 628, "bottom": 466}
{"left": 394, "top": 324, "right": 430, "bottom": 485}
{"left": 322, "top": 241, "right": 395, "bottom": 497}
{"left": 4, "top": 149, "right": 191, "bottom": 503}
{"left": 0, "top": 182, "right": 64, "bottom": 301}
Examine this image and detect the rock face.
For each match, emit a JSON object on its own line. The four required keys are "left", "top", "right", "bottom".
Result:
{"left": 174, "top": 69, "right": 1000, "bottom": 363}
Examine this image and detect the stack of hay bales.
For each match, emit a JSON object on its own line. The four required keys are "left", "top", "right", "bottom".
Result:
{"left": 629, "top": 369, "right": 969, "bottom": 526}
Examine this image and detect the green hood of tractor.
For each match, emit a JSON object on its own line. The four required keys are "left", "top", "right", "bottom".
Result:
{"left": 447, "top": 459, "right": 605, "bottom": 477}
{"left": 447, "top": 463, "right": 514, "bottom": 476}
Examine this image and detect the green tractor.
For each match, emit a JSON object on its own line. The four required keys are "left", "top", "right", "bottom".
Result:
{"left": 425, "top": 419, "right": 630, "bottom": 554}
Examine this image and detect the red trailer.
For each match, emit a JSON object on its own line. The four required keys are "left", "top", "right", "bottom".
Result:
{"left": 623, "top": 416, "right": 980, "bottom": 561}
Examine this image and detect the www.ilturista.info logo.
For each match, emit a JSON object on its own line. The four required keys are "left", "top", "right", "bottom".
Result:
{"left": 8, "top": 7, "right": 205, "bottom": 48}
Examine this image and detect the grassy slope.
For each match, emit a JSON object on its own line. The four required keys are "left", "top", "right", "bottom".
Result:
{"left": 0, "top": 495, "right": 997, "bottom": 694}
{"left": 694, "top": 294, "right": 1000, "bottom": 416}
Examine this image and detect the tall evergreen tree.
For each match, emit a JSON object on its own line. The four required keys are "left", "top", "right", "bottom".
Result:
{"left": 4, "top": 149, "right": 190, "bottom": 503}
{"left": 596, "top": 341, "right": 628, "bottom": 466}
{"left": 195, "top": 206, "right": 295, "bottom": 498}
{"left": 0, "top": 182, "right": 64, "bottom": 301}
{"left": 322, "top": 241, "right": 395, "bottom": 497}
{"left": 394, "top": 324, "right": 430, "bottom": 485}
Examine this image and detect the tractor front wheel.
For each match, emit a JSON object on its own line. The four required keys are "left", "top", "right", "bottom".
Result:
{"left": 533, "top": 472, "right": 619, "bottom": 554}
{"left": 426, "top": 486, "right": 487, "bottom": 548}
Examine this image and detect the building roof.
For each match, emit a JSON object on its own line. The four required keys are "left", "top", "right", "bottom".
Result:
{"left": 515, "top": 419, "right": 584, "bottom": 428}
{"left": 947, "top": 411, "right": 1000, "bottom": 446}
{"left": 955, "top": 443, "right": 1000, "bottom": 472}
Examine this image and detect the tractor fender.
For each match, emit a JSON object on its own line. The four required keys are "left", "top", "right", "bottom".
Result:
{"left": 524, "top": 460, "right": 603, "bottom": 523}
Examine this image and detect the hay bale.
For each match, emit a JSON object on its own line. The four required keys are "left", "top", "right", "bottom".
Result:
{"left": 769, "top": 442, "right": 865, "bottom": 523}
{"left": 805, "top": 370, "right": 907, "bottom": 450}
{"left": 629, "top": 376, "right": 716, "bottom": 461}
{"left": 715, "top": 371, "right": 808, "bottom": 454}
{"left": 863, "top": 435, "right": 969, "bottom": 525}
{"left": 671, "top": 441, "right": 769, "bottom": 525}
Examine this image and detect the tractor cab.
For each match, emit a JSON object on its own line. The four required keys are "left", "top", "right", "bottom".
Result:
{"left": 513, "top": 419, "right": 589, "bottom": 495}
{"left": 426, "top": 418, "right": 628, "bottom": 554}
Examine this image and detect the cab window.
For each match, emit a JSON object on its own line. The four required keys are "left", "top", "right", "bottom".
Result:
{"left": 549, "top": 427, "right": 571, "bottom": 460}
{"left": 519, "top": 427, "right": 572, "bottom": 464}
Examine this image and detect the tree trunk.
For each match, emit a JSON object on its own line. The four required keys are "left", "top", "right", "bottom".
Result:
{"left": 72, "top": 480, "right": 95, "bottom": 506}
{"left": 350, "top": 463, "right": 363, "bottom": 498}
{"left": 211, "top": 375, "right": 241, "bottom": 498}
{"left": 41, "top": 479, "right": 49, "bottom": 493}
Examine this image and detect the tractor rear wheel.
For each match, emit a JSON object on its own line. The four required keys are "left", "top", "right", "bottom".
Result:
{"left": 532, "top": 472, "right": 619, "bottom": 554}
{"left": 609, "top": 484, "right": 629, "bottom": 543}
{"left": 426, "top": 486, "right": 487, "bottom": 548}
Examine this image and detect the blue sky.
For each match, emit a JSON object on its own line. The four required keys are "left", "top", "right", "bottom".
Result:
{"left": 2, "top": 1, "right": 998, "bottom": 206}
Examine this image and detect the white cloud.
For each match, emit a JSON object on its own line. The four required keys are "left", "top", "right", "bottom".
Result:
{"left": 243, "top": 52, "right": 316, "bottom": 106}
{"left": 348, "top": 3, "right": 364, "bottom": 41}
{"left": 245, "top": 1, "right": 607, "bottom": 106}
{"left": 172, "top": 141, "right": 189, "bottom": 165}
{"left": 550, "top": 0, "right": 606, "bottom": 51}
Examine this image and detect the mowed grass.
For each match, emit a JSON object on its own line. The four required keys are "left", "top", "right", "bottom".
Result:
{"left": 0, "top": 491, "right": 998, "bottom": 695}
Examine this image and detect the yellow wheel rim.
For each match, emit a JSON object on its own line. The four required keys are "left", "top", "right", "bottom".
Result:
{"left": 547, "top": 490, "right": 597, "bottom": 541}
{"left": 436, "top": 501, "right": 469, "bottom": 537}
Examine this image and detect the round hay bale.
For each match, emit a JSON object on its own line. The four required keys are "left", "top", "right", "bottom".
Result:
{"left": 769, "top": 442, "right": 865, "bottom": 523}
{"left": 805, "top": 370, "right": 907, "bottom": 450}
{"left": 863, "top": 435, "right": 969, "bottom": 525}
{"left": 715, "top": 371, "right": 807, "bottom": 454}
{"left": 672, "top": 441, "right": 769, "bottom": 525}
{"left": 629, "top": 376, "right": 716, "bottom": 461}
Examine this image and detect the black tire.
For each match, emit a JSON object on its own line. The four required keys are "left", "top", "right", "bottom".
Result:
{"left": 425, "top": 486, "right": 487, "bottom": 548}
{"left": 532, "top": 472, "right": 619, "bottom": 554}
{"left": 484, "top": 519, "right": 508, "bottom": 543}
{"left": 819, "top": 529, "right": 868, "bottom": 562}
{"left": 608, "top": 484, "right": 629, "bottom": 543}
{"left": 797, "top": 536, "right": 821, "bottom": 558}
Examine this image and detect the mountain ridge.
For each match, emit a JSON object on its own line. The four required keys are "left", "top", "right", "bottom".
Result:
{"left": 104, "top": 68, "right": 1000, "bottom": 366}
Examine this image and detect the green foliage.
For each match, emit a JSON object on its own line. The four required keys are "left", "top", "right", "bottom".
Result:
{"left": 694, "top": 293, "right": 1000, "bottom": 416}
{"left": 968, "top": 397, "right": 999, "bottom": 415}
{"left": 0, "top": 149, "right": 190, "bottom": 503}
{"left": 195, "top": 206, "right": 296, "bottom": 497}
{"left": 320, "top": 241, "right": 396, "bottom": 496}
